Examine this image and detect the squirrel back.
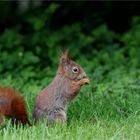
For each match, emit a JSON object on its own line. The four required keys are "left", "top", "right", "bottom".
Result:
{"left": 33, "top": 50, "right": 90, "bottom": 124}
{"left": 0, "top": 86, "right": 30, "bottom": 125}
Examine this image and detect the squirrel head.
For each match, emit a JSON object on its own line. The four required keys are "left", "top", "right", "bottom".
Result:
{"left": 58, "top": 50, "right": 90, "bottom": 85}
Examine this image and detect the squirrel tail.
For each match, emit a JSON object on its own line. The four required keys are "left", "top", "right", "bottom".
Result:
{"left": 11, "top": 95, "right": 30, "bottom": 125}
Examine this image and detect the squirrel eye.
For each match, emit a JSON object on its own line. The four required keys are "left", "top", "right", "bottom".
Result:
{"left": 72, "top": 66, "right": 78, "bottom": 73}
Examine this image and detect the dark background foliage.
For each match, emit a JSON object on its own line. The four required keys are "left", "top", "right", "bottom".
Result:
{"left": 0, "top": 1, "right": 140, "bottom": 80}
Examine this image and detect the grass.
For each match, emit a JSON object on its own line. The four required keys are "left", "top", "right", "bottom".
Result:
{"left": 0, "top": 50, "right": 140, "bottom": 140}
{"left": 0, "top": 114, "right": 140, "bottom": 140}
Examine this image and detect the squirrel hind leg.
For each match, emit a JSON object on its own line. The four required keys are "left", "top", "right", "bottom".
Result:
{"left": 33, "top": 107, "right": 47, "bottom": 122}
{"left": 49, "top": 108, "right": 67, "bottom": 124}
{"left": 47, "top": 113, "right": 56, "bottom": 125}
{"left": 55, "top": 111, "right": 67, "bottom": 123}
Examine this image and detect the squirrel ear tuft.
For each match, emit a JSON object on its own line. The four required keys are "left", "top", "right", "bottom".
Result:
{"left": 60, "top": 49, "right": 70, "bottom": 64}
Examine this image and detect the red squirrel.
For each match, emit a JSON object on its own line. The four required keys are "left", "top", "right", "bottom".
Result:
{"left": 0, "top": 86, "right": 30, "bottom": 125}
{"left": 0, "top": 50, "right": 89, "bottom": 125}
{"left": 33, "top": 50, "right": 90, "bottom": 124}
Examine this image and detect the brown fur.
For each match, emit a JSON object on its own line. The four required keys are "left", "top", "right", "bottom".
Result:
{"left": 33, "top": 51, "right": 90, "bottom": 124}
{"left": 0, "top": 86, "right": 30, "bottom": 125}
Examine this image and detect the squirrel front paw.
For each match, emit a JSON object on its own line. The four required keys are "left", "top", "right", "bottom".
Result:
{"left": 75, "top": 78, "right": 90, "bottom": 86}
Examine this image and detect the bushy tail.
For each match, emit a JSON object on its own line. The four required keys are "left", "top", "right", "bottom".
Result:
{"left": 11, "top": 96, "right": 30, "bottom": 125}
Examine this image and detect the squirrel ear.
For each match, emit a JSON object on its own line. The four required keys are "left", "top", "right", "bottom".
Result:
{"left": 60, "top": 49, "right": 70, "bottom": 64}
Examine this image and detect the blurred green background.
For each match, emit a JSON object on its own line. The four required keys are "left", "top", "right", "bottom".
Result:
{"left": 1, "top": 2, "right": 140, "bottom": 139}
{"left": 0, "top": 1, "right": 140, "bottom": 80}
